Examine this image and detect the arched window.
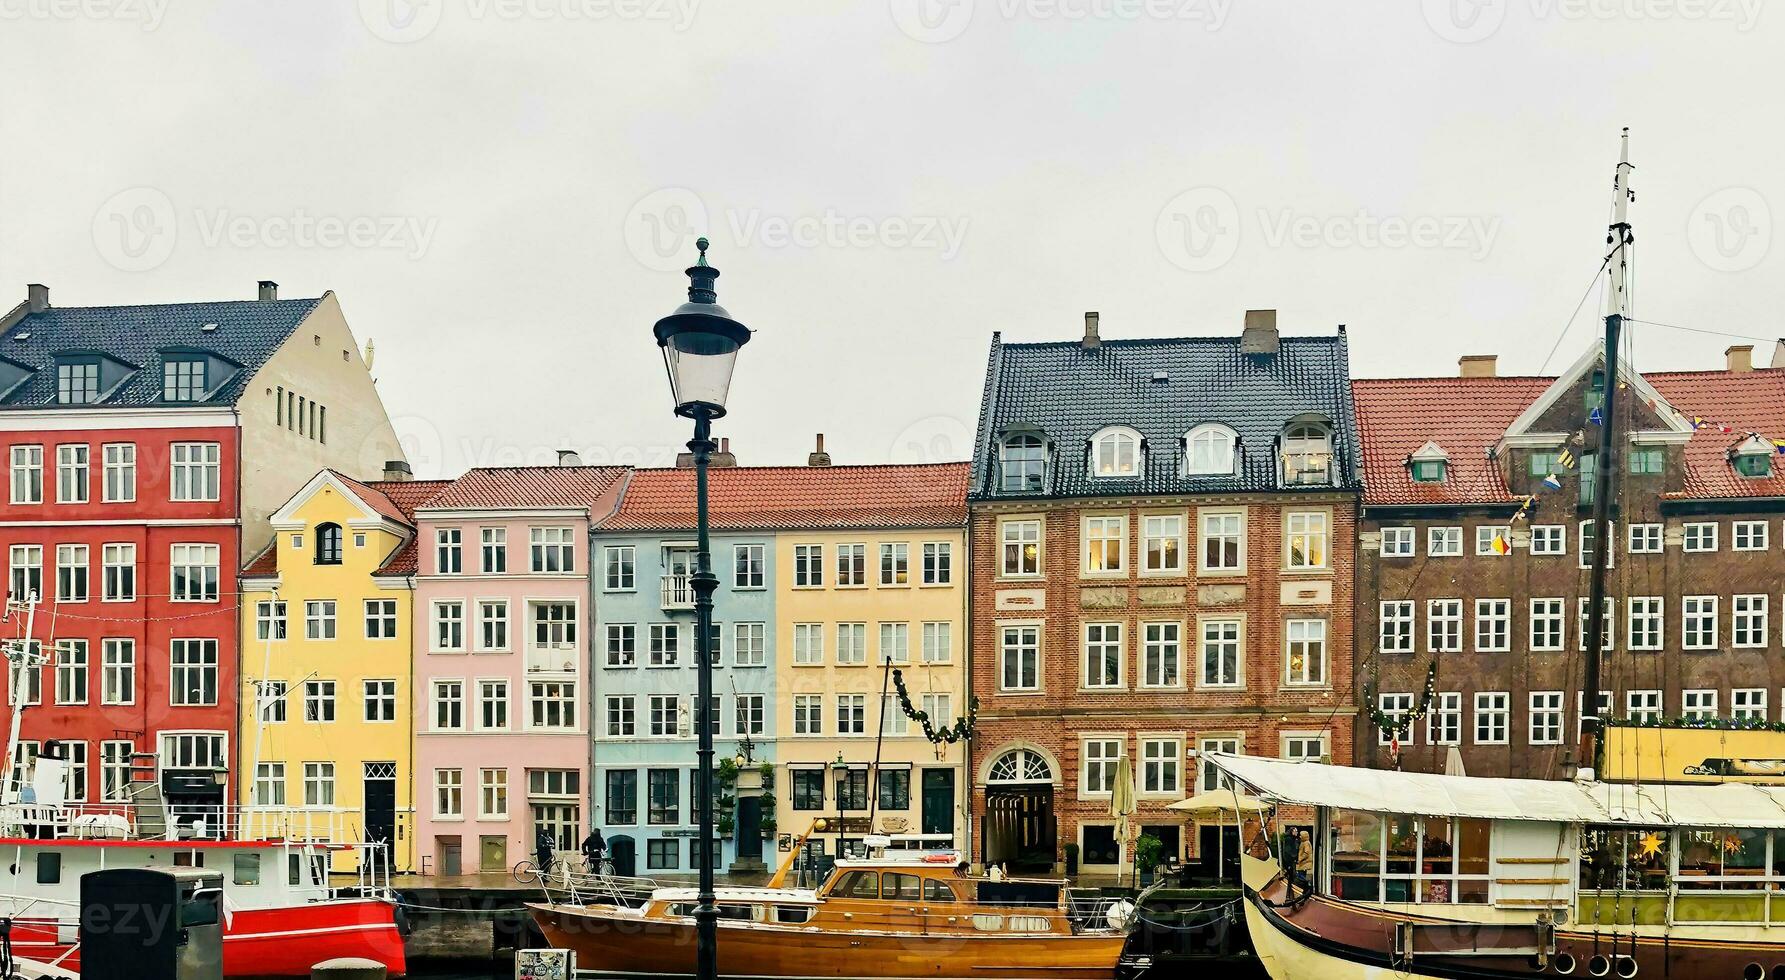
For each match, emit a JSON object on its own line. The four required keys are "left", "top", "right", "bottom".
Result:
{"left": 1090, "top": 427, "right": 1142, "bottom": 479}
{"left": 1000, "top": 434, "right": 1047, "bottom": 492}
{"left": 987, "top": 749, "right": 1053, "bottom": 784}
{"left": 1281, "top": 421, "right": 1333, "bottom": 486}
{"left": 315, "top": 523, "right": 343, "bottom": 565}
{"left": 1185, "top": 424, "right": 1238, "bottom": 476}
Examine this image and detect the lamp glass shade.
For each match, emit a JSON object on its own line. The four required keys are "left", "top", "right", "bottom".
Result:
{"left": 655, "top": 311, "right": 748, "bottom": 419}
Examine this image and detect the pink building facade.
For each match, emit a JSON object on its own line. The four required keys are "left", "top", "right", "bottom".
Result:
{"left": 409, "top": 466, "right": 627, "bottom": 876}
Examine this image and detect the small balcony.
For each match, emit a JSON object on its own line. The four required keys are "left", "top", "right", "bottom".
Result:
{"left": 1281, "top": 452, "right": 1334, "bottom": 487}
{"left": 661, "top": 574, "right": 694, "bottom": 611}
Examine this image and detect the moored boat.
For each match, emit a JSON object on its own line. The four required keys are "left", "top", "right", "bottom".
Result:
{"left": 528, "top": 842, "right": 1135, "bottom": 979}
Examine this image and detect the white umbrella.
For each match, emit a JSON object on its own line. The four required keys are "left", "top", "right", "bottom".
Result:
{"left": 1445, "top": 746, "right": 1467, "bottom": 777}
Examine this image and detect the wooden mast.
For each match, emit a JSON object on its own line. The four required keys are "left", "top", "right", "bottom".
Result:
{"left": 1579, "top": 127, "right": 1636, "bottom": 782}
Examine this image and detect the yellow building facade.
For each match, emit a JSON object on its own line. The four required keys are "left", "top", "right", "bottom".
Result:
{"left": 238, "top": 469, "right": 441, "bottom": 872}
{"left": 774, "top": 524, "right": 971, "bottom": 858}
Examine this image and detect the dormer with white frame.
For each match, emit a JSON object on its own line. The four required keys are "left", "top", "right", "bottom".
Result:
{"left": 1407, "top": 441, "right": 1450, "bottom": 483}
{"left": 1728, "top": 434, "right": 1775, "bottom": 479}
{"left": 1088, "top": 425, "right": 1143, "bottom": 480}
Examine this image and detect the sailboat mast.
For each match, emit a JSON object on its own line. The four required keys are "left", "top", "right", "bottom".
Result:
{"left": 1579, "top": 127, "right": 1635, "bottom": 782}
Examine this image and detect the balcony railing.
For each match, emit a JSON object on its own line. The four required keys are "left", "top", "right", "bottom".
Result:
{"left": 0, "top": 801, "right": 363, "bottom": 844}
{"left": 661, "top": 574, "right": 694, "bottom": 611}
{"left": 1282, "top": 452, "right": 1334, "bottom": 487}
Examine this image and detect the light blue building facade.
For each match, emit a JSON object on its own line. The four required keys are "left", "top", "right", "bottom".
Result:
{"left": 590, "top": 521, "right": 778, "bottom": 876}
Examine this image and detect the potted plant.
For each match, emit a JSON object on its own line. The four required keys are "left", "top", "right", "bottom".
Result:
{"left": 1063, "top": 842, "right": 1080, "bottom": 877}
{"left": 759, "top": 813, "right": 778, "bottom": 839}
{"left": 1135, "top": 834, "right": 1165, "bottom": 886}
{"left": 717, "top": 757, "right": 739, "bottom": 786}
{"left": 758, "top": 762, "right": 776, "bottom": 789}
{"left": 718, "top": 811, "right": 735, "bottom": 838}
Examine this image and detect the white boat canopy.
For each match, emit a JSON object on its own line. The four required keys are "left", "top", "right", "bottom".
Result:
{"left": 1209, "top": 755, "right": 1785, "bottom": 829}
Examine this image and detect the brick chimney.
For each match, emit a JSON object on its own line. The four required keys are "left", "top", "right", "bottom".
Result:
{"left": 1459, "top": 355, "right": 1498, "bottom": 378}
{"left": 808, "top": 433, "right": 832, "bottom": 467}
{"left": 1240, "top": 309, "right": 1279, "bottom": 355}
{"left": 1727, "top": 345, "right": 1754, "bottom": 373}
{"left": 26, "top": 284, "right": 48, "bottom": 313}
{"left": 1082, "top": 312, "right": 1101, "bottom": 350}
{"left": 258, "top": 280, "right": 279, "bottom": 303}
{"left": 382, "top": 460, "right": 413, "bottom": 482}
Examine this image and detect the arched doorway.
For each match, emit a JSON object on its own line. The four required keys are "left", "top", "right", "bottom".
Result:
{"left": 982, "top": 748, "right": 1056, "bottom": 874}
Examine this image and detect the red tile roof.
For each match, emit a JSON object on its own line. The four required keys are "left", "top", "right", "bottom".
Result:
{"left": 601, "top": 463, "right": 970, "bottom": 532}
{"left": 239, "top": 475, "right": 452, "bottom": 578}
{"left": 1648, "top": 368, "right": 1785, "bottom": 499}
{"left": 420, "top": 466, "right": 629, "bottom": 511}
{"left": 364, "top": 479, "right": 453, "bottom": 575}
{"left": 1354, "top": 368, "right": 1785, "bottom": 505}
{"left": 1352, "top": 376, "right": 1551, "bottom": 506}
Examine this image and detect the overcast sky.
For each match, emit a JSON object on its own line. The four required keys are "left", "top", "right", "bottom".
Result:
{"left": 1, "top": 0, "right": 1777, "bottom": 478}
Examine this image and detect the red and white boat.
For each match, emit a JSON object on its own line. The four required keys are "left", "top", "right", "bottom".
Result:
{"left": 0, "top": 817, "right": 407, "bottom": 978}
{"left": 0, "top": 739, "right": 405, "bottom": 977}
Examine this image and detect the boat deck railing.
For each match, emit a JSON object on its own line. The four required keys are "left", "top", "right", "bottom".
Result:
{"left": 0, "top": 891, "right": 84, "bottom": 976}
{"left": 0, "top": 802, "right": 365, "bottom": 844}
{"left": 539, "top": 867, "right": 665, "bottom": 909}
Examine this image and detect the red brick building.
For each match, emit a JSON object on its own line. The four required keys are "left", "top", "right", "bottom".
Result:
{"left": 966, "top": 311, "right": 1360, "bottom": 876}
{"left": 0, "top": 282, "right": 402, "bottom": 809}
{"left": 1354, "top": 342, "right": 1785, "bottom": 778}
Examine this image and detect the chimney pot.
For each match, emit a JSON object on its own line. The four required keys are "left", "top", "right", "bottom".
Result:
{"left": 1771, "top": 339, "right": 1785, "bottom": 370}
{"left": 381, "top": 460, "right": 413, "bottom": 482}
{"left": 1082, "top": 311, "right": 1101, "bottom": 350}
{"left": 808, "top": 433, "right": 833, "bottom": 467}
{"left": 258, "top": 280, "right": 278, "bottom": 303}
{"left": 1241, "top": 309, "right": 1279, "bottom": 355}
{"left": 1727, "top": 345, "right": 1755, "bottom": 373}
{"left": 556, "top": 449, "right": 582, "bottom": 467}
{"left": 1459, "top": 355, "right": 1498, "bottom": 378}
{"left": 26, "top": 284, "right": 48, "bottom": 313}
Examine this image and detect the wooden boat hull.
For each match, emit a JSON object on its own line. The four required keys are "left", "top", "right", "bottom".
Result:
{"left": 527, "top": 902, "right": 1128, "bottom": 979}
{"left": 1244, "top": 871, "right": 1785, "bottom": 980}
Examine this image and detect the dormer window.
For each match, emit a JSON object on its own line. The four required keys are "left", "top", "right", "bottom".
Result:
{"left": 315, "top": 523, "right": 344, "bottom": 565}
{"left": 1000, "top": 434, "right": 1047, "bottom": 493}
{"left": 1585, "top": 368, "right": 1606, "bottom": 413}
{"left": 56, "top": 361, "right": 99, "bottom": 404}
{"left": 1408, "top": 441, "right": 1449, "bottom": 483}
{"left": 1281, "top": 421, "right": 1333, "bottom": 487}
{"left": 1185, "top": 424, "right": 1237, "bottom": 476}
{"left": 1731, "top": 436, "right": 1774, "bottom": 478}
{"left": 1091, "top": 427, "right": 1142, "bottom": 479}
{"left": 163, "top": 358, "right": 207, "bottom": 402}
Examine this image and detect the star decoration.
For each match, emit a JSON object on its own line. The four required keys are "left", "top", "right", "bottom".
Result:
{"left": 1638, "top": 832, "right": 1663, "bottom": 857}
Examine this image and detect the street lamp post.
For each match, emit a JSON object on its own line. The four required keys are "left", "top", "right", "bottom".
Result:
{"left": 653, "top": 237, "right": 751, "bottom": 980}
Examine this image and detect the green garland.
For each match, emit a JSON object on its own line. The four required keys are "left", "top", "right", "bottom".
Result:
{"left": 1362, "top": 661, "right": 1439, "bottom": 740}
{"left": 891, "top": 668, "right": 979, "bottom": 744}
{"left": 1607, "top": 716, "right": 1785, "bottom": 732}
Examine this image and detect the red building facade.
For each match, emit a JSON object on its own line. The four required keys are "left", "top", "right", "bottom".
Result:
{"left": 1, "top": 418, "right": 241, "bottom": 802}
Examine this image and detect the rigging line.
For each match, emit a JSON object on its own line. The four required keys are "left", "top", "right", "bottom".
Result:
{"left": 1540, "top": 252, "right": 1619, "bottom": 376}
{"left": 1625, "top": 318, "right": 1781, "bottom": 346}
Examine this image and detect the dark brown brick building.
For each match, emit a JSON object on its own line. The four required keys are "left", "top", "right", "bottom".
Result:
{"left": 966, "top": 310, "right": 1360, "bottom": 876}
{"left": 1354, "top": 342, "right": 1785, "bottom": 778}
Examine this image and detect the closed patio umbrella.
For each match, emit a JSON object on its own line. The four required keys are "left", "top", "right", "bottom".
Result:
{"left": 1109, "top": 754, "right": 1137, "bottom": 885}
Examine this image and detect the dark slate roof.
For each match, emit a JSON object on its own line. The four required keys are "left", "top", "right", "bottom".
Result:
{"left": 0, "top": 297, "right": 322, "bottom": 408}
{"left": 968, "top": 331, "right": 1362, "bottom": 500}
